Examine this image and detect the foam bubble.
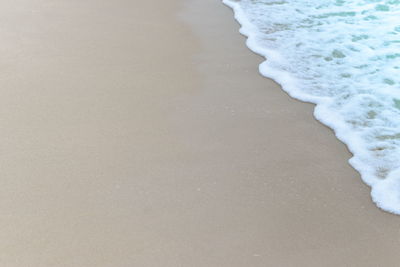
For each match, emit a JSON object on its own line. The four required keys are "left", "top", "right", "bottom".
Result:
{"left": 223, "top": 0, "right": 400, "bottom": 214}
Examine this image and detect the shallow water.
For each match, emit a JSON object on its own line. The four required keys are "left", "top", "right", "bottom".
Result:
{"left": 223, "top": 0, "right": 400, "bottom": 214}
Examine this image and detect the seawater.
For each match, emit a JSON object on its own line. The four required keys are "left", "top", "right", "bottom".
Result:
{"left": 223, "top": 0, "right": 400, "bottom": 214}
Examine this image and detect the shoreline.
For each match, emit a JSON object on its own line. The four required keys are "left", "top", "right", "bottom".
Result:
{"left": 0, "top": 0, "right": 399, "bottom": 266}
{"left": 184, "top": 0, "right": 400, "bottom": 265}
{"left": 221, "top": 0, "right": 400, "bottom": 215}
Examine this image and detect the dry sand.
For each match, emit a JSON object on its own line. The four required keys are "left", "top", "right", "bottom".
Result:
{"left": 0, "top": 0, "right": 399, "bottom": 266}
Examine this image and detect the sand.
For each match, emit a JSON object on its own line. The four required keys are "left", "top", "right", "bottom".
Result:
{"left": 0, "top": 0, "right": 399, "bottom": 266}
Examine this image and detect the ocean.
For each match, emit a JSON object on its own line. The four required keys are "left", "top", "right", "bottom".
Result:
{"left": 223, "top": 0, "right": 400, "bottom": 214}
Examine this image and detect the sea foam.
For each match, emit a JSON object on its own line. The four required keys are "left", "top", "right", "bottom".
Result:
{"left": 223, "top": 0, "right": 400, "bottom": 214}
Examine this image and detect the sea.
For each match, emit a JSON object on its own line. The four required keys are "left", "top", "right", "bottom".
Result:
{"left": 223, "top": 0, "right": 400, "bottom": 214}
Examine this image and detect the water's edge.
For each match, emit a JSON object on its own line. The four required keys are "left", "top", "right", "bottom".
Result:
{"left": 222, "top": 0, "right": 400, "bottom": 215}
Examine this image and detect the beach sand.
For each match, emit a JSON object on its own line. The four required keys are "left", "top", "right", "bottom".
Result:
{"left": 0, "top": 0, "right": 399, "bottom": 266}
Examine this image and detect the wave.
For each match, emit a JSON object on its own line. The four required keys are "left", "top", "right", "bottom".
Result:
{"left": 223, "top": 0, "right": 400, "bottom": 214}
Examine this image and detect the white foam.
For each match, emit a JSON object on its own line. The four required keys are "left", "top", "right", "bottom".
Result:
{"left": 223, "top": 0, "right": 400, "bottom": 214}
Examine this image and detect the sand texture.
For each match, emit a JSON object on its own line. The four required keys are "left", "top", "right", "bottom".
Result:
{"left": 0, "top": 0, "right": 399, "bottom": 266}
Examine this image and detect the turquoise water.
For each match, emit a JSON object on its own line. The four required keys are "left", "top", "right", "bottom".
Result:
{"left": 223, "top": 0, "right": 400, "bottom": 213}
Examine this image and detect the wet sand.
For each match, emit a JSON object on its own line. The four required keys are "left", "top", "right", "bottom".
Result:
{"left": 0, "top": 0, "right": 399, "bottom": 266}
